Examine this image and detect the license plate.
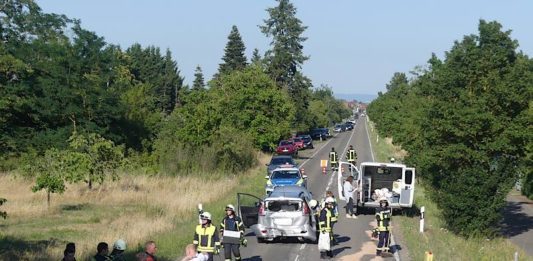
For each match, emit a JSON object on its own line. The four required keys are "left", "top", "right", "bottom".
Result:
{"left": 274, "top": 218, "right": 292, "bottom": 225}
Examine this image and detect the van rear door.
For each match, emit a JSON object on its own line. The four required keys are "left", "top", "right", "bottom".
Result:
{"left": 399, "top": 168, "right": 415, "bottom": 207}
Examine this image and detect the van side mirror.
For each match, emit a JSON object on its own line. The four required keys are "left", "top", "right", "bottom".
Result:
{"left": 302, "top": 175, "right": 308, "bottom": 179}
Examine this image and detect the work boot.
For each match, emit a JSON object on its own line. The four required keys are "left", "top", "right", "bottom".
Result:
{"left": 320, "top": 251, "right": 327, "bottom": 259}
{"left": 327, "top": 250, "right": 334, "bottom": 258}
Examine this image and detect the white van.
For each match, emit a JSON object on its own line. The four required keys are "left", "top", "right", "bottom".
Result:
{"left": 337, "top": 161, "right": 415, "bottom": 209}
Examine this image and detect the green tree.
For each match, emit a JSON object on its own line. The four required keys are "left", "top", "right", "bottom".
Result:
{"left": 386, "top": 72, "right": 408, "bottom": 91}
{"left": 192, "top": 65, "right": 205, "bottom": 91}
{"left": 261, "top": 0, "right": 311, "bottom": 128}
{"left": 251, "top": 48, "right": 262, "bottom": 64}
{"left": 68, "top": 133, "right": 124, "bottom": 189}
{"left": 218, "top": 25, "right": 247, "bottom": 76}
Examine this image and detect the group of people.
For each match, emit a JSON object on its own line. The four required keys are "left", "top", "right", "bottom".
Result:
{"left": 329, "top": 145, "right": 357, "bottom": 171}
{"left": 60, "top": 239, "right": 136, "bottom": 261}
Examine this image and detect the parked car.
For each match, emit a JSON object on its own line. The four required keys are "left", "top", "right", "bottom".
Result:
{"left": 237, "top": 186, "right": 318, "bottom": 243}
{"left": 310, "top": 128, "right": 330, "bottom": 140}
{"left": 334, "top": 124, "right": 346, "bottom": 132}
{"left": 298, "top": 134, "right": 314, "bottom": 149}
{"left": 291, "top": 137, "right": 305, "bottom": 150}
{"left": 344, "top": 122, "right": 354, "bottom": 130}
{"left": 265, "top": 166, "right": 307, "bottom": 194}
{"left": 275, "top": 140, "right": 298, "bottom": 156}
{"left": 266, "top": 155, "right": 298, "bottom": 175}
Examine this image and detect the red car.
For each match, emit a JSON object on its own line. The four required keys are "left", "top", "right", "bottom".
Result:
{"left": 291, "top": 137, "right": 305, "bottom": 150}
{"left": 276, "top": 140, "right": 298, "bottom": 156}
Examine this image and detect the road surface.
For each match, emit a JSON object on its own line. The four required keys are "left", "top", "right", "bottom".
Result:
{"left": 239, "top": 119, "right": 400, "bottom": 261}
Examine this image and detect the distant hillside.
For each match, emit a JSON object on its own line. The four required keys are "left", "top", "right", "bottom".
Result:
{"left": 334, "top": 93, "right": 377, "bottom": 103}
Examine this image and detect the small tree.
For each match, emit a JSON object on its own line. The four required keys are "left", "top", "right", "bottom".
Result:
{"left": 68, "top": 133, "right": 124, "bottom": 189}
{"left": 192, "top": 65, "right": 205, "bottom": 91}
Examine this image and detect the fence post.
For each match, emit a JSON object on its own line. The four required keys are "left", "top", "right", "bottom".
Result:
{"left": 420, "top": 206, "right": 425, "bottom": 233}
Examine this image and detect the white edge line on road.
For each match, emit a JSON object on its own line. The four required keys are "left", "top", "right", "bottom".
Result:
{"left": 364, "top": 117, "right": 376, "bottom": 162}
{"left": 364, "top": 117, "right": 401, "bottom": 261}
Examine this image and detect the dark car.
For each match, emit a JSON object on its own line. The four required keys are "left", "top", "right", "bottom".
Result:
{"left": 266, "top": 155, "right": 298, "bottom": 175}
{"left": 275, "top": 140, "right": 298, "bottom": 156}
{"left": 298, "top": 135, "right": 314, "bottom": 149}
{"left": 310, "top": 128, "right": 330, "bottom": 140}
{"left": 334, "top": 124, "right": 346, "bottom": 132}
{"left": 344, "top": 122, "right": 354, "bottom": 131}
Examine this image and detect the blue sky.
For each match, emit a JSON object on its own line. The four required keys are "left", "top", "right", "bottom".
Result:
{"left": 37, "top": 0, "right": 533, "bottom": 96}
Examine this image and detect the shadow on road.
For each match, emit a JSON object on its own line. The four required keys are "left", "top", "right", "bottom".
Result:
{"left": 332, "top": 246, "right": 352, "bottom": 256}
{"left": 500, "top": 200, "right": 533, "bottom": 237}
{"left": 242, "top": 256, "right": 263, "bottom": 261}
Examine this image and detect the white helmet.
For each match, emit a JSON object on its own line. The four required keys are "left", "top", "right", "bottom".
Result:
{"left": 390, "top": 157, "right": 396, "bottom": 163}
{"left": 200, "top": 211, "right": 212, "bottom": 221}
{"left": 113, "top": 239, "right": 127, "bottom": 251}
{"left": 325, "top": 197, "right": 335, "bottom": 204}
{"left": 225, "top": 204, "right": 235, "bottom": 212}
{"left": 309, "top": 199, "right": 318, "bottom": 208}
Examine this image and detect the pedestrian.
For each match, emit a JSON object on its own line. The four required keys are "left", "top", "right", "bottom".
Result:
{"left": 92, "top": 242, "right": 111, "bottom": 261}
{"left": 62, "top": 242, "right": 76, "bottom": 261}
{"left": 220, "top": 204, "right": 246, "bottom": 261}
{"left": 180, "top": 244, "right": 208, "bottom": 261}
{"left": 346, "top": 145, "right": 357, "bottom": 171}
{"left": 318, "top": 197, "right": 335, "bottom": 259}
{"left": 109, "top": 239, "right": 127, "bottom": 261}
{"left": 136, "top": 241, "right": 158, "bottom": 261}
{"left": 375, "top": 198, "right": 392, "bottom": 256}
{"left": 329, "top": 148, "right": 338, "bottom": 170}
{"left": 193, "top": 212, "right": 221, "bottom": 261}
{"left": 343, "top": 176, "right": 357, "bottom": 219}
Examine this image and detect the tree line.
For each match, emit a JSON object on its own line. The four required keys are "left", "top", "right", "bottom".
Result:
{"left": 0, "top": 0, "right": 350, "bottom": 202}
{"left": 368, "top": 20, "right": 532, "bottom": 237}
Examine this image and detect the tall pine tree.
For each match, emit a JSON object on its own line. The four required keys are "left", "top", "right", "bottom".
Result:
{"left": 192, "top": 65, "right": 205, "bottom": 91}
{"left": 251, "top": 48, "right": 262, "bottom": 64}
{"left": 217, "top": 25, "right": 247, "bottom": 76}
{"left": 261, "top": 0, "right": 311, "bottom": 128}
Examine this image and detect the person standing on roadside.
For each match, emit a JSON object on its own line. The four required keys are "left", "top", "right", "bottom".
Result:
{"left": 343, "top": 176, "right": 357, "bottom": 219}
{"left": 193, "top": 212, "right": 221, "bottom": 261}
{"left": 136, "top": 241, "right": 158, "bottom": 261}
{"left": 220, "top": 204, "right": 246, "bottom": 261}
{"left": 375, "top": 199, "right": 392, "bottom": 257}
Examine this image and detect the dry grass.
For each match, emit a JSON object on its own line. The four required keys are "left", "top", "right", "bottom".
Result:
{"left": 0, "top": 153, "right": 270, "bottom": 260}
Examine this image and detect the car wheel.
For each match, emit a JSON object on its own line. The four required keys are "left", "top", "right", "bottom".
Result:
{"left": 257, "top": 237, "right": 267, "bottom": 244}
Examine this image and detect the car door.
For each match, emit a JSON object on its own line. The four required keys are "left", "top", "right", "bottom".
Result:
{"left": 399, "top": 168, "right": 415, "bottom": 207}
{"left": 237, "top": 193, "right": 262, "bottom": 228}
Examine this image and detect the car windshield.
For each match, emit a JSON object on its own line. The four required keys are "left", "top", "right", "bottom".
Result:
{"left": 270, "top": 157, "right": 294, "bottom": 165}
{"left": 272, "top": 170, "right": 300, "bottom": 179}
{"left": 266, "top": 200, "right": 302, "bottom": 212}
{"left": 279, "top": 140, "right": 292, "bottom": 146}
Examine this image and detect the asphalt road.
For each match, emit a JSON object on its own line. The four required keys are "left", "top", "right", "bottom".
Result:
{"left": 239, "top": 119, "right": 396, "bottom": 261}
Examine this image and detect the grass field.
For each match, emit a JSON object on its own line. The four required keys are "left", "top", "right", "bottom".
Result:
{"left": 0, "top": 153, "right": 270, "bottom": 261}
{"left": 366, "top": 118, "right": 532, "bottom": 261}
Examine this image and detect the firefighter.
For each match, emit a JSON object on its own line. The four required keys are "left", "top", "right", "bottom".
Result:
{"left": 220, "top": 204, "right": 246, "bottom": 261}
{"left": 375, "top": 198, "right": 392, "bottom": 256}
{"left": 193, "top": 212, "right": 221, "bottom": 261}
{"left": 319, "top": 197, "right": 336, "bottom": 259}
{"left": 346, "top": 145, "right": 357, "bottom": 168}
{"left": 329, "top": 148, "right": 338, "bottom": 170}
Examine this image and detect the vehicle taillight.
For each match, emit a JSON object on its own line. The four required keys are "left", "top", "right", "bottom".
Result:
{"left": 303, "top": 202, "right": 310, "bottom": 215}
{"left": 259, "top": 202, "right": 265, "bottom": 216}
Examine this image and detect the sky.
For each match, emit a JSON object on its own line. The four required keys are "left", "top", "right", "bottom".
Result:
{"left": 37, "top": 0, "right": 533, "bottom": 96}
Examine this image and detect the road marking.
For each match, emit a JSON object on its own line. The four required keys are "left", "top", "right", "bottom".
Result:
{"left": 294, "top": 254, "right": 299, "bottom": 261}
{"left": 364, "top": 118, "right": 376, "bottom": 161}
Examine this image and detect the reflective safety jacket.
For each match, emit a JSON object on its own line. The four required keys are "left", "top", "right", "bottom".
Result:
{"left": 375, "top": 208, "right": 392, "bottom": 232}
{"left": 220, "top": 215, "right": 245, "bottom": 234}
{"left": 319, "top": 208, "right": 333, "bottom": 232}
{"left": 193, "top": 224, "right": 220, "bottom": 252}
{"left": 347, "top": 149, "right": 357, "bottom": 162}
{"left": 329, "top": 151, "right": 338, "bottom": 163}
